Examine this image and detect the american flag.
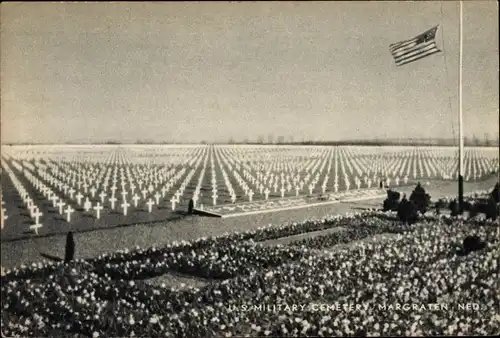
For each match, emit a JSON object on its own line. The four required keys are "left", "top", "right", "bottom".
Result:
{"left": 390, "top": 26, "right": 441, "bottom": 66}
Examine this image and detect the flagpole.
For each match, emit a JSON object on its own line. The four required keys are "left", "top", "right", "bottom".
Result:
{"left": 458, "top": 0, "right": 464, "bottom": 214}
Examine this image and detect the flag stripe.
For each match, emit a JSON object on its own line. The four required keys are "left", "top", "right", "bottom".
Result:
{"left": 391, "top": 37, "right": 430, "bottom": 55}
{"left": 396, "top": 47, "right": 440, "bottom": 66}
{"left": 389, "top": 25, "right": 440, "bottom": 66}
{"left": 394, "top": 42, "right": 438, "bottom": 64}
{"left": 390, "top": 37, "right": 420, "bottom": 52}
{"left": 393, "top": 40, "right": 436, "bottom": 59}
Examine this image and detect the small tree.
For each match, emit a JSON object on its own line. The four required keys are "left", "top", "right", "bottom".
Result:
{"left": 485, "top": 196, "right": 499, "bottom": 220}
{"left": 490, "top": 182, "right": 499, "bottom": 203}
{"left": 397, "top": 195, "right": 418, "bottom": 225}
{"left": 188, "top": 199, "right": 194, "bottom": 215}
{"left": 383, "top": 190, "right": 401, "bottom": 212}
{"left": 409, "top": 182, "right": 431, "bottom": 214}
{"left": 64, "top": 232, "right": 75, "bottom": 263}
{"left": 449, "top": 199, "right": 459, "bottom": 216}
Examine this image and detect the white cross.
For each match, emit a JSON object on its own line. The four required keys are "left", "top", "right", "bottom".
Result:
{"left": 57, "top": 200, "right": 66, "bottom": 214}
{"left": 65, "top": 205, "right": 75, "bottom": 222}
{"left": 109, "top": 196, "right": 117, "bottom": 209}
{"left": 82, "top": 182, "right": 89, "bottom": 193}
{"left": 132, "top": 194, "right": 140, "bottom": 207}
{"left": 295, "top": 186, "right": 300, "bottom": 197}
{"left": 192, "top": 194, "right": 198, "bottom": 207}
{"left": 395, "top": 177, "right": 400, "bottom": 185}
{"left": 110, "top": 185, "right": 118, "bottom": 196}
{"left": 68, "top": 188, "right": 76, "bottom": 199}
{"left": 404, "top": 176, "right": 408, "bottom": 184}
{"left": 121, "top": 200, "right": 130, "bottom": 216}
{"left": 146, "top": 198, "right": 154, "bottom": 213}
{"left": 84, "top": 198, "right": 92, "bottom": 212}
{"left": 212, "top": 194, "right": 218, "bottom": 206}
{"left": 280, "top": 187, "right": 285, "bottom": 198}
{"left": 28, "top": 204, "right": 37, "bottom": 218}
{"left": 75, "top": 192, "right": 83, "bottom": 205}
{"left": 264, "top": 188, "right": 270, "bottom": 200}
{"left": 99, "top": 191, "right": 107, "bottom": 203}
{"left": 148, "top": 184, "right": 154, "bottom": 193}
{"left": 1, "top": 208, "right": 7, "bottom": 229}
{"left": 141, "top": 189, "right": 148, "bottom": 199}
{"left": 230, "top": 194, "right": 236, "bottom": 203}
{"left": 248, "top": 190, "right": 254, "bottom": 202}
{"left": 93, "top": 202, "right": 103, "bottom": 219}
{"left": 32, "top": 208, "right": 43, "bottom": 225}
{"left": 30, "top": 222, "right": 43, "bottom": 235}
{"left": 121, "top": 190, "right": 129, "bottom": 201}
{"left": 154, "top": 192, "right": 161, "bottom": 205}
{"left": 170, "top": 197, "right": 176, "bottom": 211}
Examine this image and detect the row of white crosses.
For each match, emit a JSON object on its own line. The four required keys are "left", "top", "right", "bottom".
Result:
{"left": 1, "top": 192, "right": 6, "bottom": 230}
{"left": 190, "top": 152, "right": 210, "bottom": 209}
{"left": 219, "top": 146, "right": 332, "bottom": 200}
{"left": 1, "top": 160, "right": 44, "bottom": 234}
{"left": 34, "top": 149, "right": 201, "bottom": 217}
{"left": 22, "top": 166, "right": 78, "bottom": 224}
{"left": 217, "top": 148, "right": 259, "bottom": 203}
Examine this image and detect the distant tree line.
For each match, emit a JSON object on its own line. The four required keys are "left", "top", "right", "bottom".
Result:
{"left": 3, "top": 135, "right": 499, "bottom": 147}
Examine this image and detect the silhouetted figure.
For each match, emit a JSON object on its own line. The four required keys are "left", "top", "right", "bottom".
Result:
{"left": 64, "top": 231, "right": 75, "bottom": 263}
{"left": 188, "top": 199, "right": 194, "bottom": 215}
{"left": 379, "top": 180, "right": 384, "bottom": 189}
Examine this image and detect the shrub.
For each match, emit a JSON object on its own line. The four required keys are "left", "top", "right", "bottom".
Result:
{"left": 397, "top": 196, "right": 418, "bottom": 225}
{"left": 490, "top": 182, "right": 500, "bottom": 203}
{"left": 382, "top": 189, "right": 400, "bottom": 212}
{"left": 461, "top": 235, "right": 486, "bottom": 255}
{"left": 188, "top": 199, "right": 194, "bottom": 214}
{"left": 485, "top": 197, "right": 499, "bottom": 220}
{"left": 409, "top": 182, "right": 431, "bottom": 214}
{"left": 449, "top": 199, "right": 459, "bottom": 216}
{"left": 64, "top": 232, "right": 75, "bottom": 263}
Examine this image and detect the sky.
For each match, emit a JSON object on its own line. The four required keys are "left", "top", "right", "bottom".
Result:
{"left": 1, "top": 1, "right": 498, "bottom": 144}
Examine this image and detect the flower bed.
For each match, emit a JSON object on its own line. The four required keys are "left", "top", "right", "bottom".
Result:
{"left": 2, "top": 212, "right": 499, "bottom": 337}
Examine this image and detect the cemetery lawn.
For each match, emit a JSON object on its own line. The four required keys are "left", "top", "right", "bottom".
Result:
{"left": 2, "top": 175, "right": 497, "bottom": 269}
